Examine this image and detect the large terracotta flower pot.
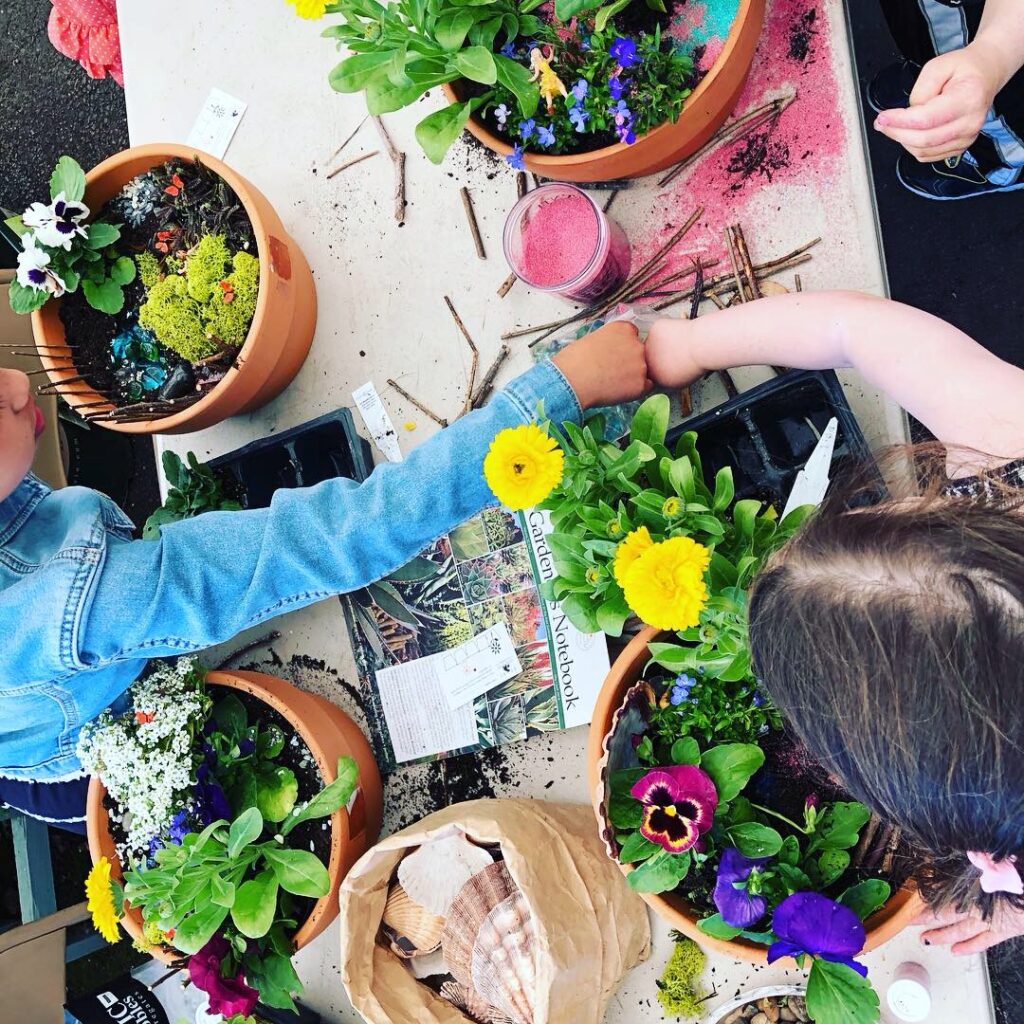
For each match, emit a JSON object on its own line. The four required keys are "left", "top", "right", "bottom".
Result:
{"left": 587, "top": 627, "right": 925, "bottom": 964}
{"left": 31, "top": 144, "right": 317, "bottom": 434}
{"left": 443, "top": 0, "right": 764, "bottom": 182}
{"left": 87, "top": 669, "right": 383, "bottom": 964}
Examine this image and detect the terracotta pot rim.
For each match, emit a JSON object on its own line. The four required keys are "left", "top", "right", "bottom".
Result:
{"left": 588, "top": 626, "right": 925, "bottom": 964}
{"left": 443, "top": 0, "right": 756, "bottom": 170}
{"left": 32, "top": 143, "right": 275, "bottom": 432}
{"left": 86, "top": 669, "right": 352, "bottom": 961}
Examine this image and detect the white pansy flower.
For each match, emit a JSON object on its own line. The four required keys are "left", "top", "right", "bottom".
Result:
{"left": 16, "top": 234, "right": 66, "bottom": 296}
{"left": 22, "top": 192, "right": 90, "bottom": 251}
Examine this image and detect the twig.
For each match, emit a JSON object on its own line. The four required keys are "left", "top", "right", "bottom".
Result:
{"left": 725, "top": 226, "right": 747, "bottom": 303}
{"left": 688, "top": 257, "right": 705, "bottom": 322}
{"left": 707, "top": 292, "right": 726, "bottom": 310}
{"left": 864, "top": 823, "right": 895, "bottom": 871}
{"left": 372, "top": 115, "right": 406, "bottom": 224}
{"left": 658, "top": 90, "right": 797, "bottom": 188}
{"left": 852, "top": 812, "right": 882, "bottom": 869}
{"left": 0, "top": 343, "right": 75, "bottom": 350}
{"left": 387, "top": 379, "right": 448, "bottom": 428}
{"left": 497, "top": 272, "right": 517, "bottom": 299}
{"left": 732, "top": 224, "right": 760, "bottom": 300}
{"left": 444, "top": 295, "right": 478, "bottom": 413}
{"left": 471, "top": 344, "right": 510, "bottom": 408}
{"left": 880, "top": 826, "right": 902, "bottom": 875}
{"left": 624, "top": 258, "right": 721, "bottom": 303}
{"left": 516, "top": 172, "right": 528, "bottom": 199}
{"left": 795, "top": 273, "right": 803, "bottom": 292}
{"left": 530, "top": 173, "right": 541, "bottom": 190}
{"left": 459, "top": 187, "right": 486, "bottom": 260}
{"left": 26, "top": 363, "right": 78, "bottom": 374}
{"left": 217, "top": 631, "right": 282, "bottom": 669}
{"left": 38, "top": 374, "right": 95, "bottom": 392}
{"left": 147, "top": 968, "right": 183, "bottom": 991}
{"left": 327, "top": 114, "right": 368, "bottom": 163}
{"left": 191, "top": 347, "right": 236, "bottom": 369}
{"left": 83, "top": 395, "right": 201, "bottom": 420}
{"left": 602, "top": 189, "right": 619, "bottom": 213}
{"left": 326, "top": 150, "right": 379, "bottom": 179}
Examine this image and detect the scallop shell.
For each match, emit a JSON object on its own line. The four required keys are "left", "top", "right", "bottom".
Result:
{"left": 381, "top": 883, "right": 444, "bottom": 956}
{"left": 407, "top": 948, "right": 448, "bottom": 979}
{"left": 398, "top": 831, "right": 496, "bottom": 918}
{"left": 469, "top": 891, "right": 536, "bottom": 1024}
{"left": 440, "top": 980, "right": 518, "bottom": 1024}
{"left": 441, "top": 861, "right": 517, "bottom": 983}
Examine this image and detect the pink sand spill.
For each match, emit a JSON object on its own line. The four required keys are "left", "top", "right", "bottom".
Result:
{"left": 521, "top": 191, "right": 600, "bottom": 286}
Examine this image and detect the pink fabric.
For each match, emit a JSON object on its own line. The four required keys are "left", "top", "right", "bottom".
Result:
{"left": 967, "top": 851, "right": 1024, "bottom": 895}
{"left": 47, "top": 0, "right": 123, "bottom": 87}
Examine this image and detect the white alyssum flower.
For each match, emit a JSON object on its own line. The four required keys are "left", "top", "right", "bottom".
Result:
{"left": 22, "top": 192, "right": 90, "bottom": 251}
{"left": 16, "top": 234, "right": 66, "bottom": 296}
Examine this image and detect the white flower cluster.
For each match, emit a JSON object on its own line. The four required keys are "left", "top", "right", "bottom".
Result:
{"left": 78, "top": 658, "right": 211, "bottom": 857}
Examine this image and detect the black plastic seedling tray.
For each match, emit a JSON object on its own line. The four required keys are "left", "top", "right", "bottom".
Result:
{"left": 666, "top": 370, "right": 879, "bottom": 511}
{"left": 209, "top": 409, "right": 373, "bottom": 508}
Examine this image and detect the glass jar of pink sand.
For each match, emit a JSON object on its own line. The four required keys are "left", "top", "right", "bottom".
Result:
{"left": 503, "top": 183, "right": 631, "bottom": 304}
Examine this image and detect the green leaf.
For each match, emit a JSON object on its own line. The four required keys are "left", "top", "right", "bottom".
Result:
{"left": 453, "top": 46, "right": 496, "bottom": 85}
{"left": 733, "top": 499, "right": 761, "bottom": 541}
{"left": 697, "top": 913, "right": 743, "bottom": 940}
{"left": 8, "top": 280, "right": 49, "bottom": 315}
{"left": 495, "top": 54, "right": 538, "bottom": 118}
{"left": 109, "top": 255, "right": 136, "bottom": 286}
{"left": 806, "top": 958, "right": 880, "bottom": 1024}
{"left": 559, "top": 592, "right": 600, "bottom": 633}
{"left": 50, "top": 156, "right": 86, "bottom": 202}
{"left": 282, "top": 756, "right": 359, "bottom": 836}
{"left": 727, "top": 822, "right": 783, "bottom": 858}
{"left": 617, "top": 831, "right": 660, "bottom": 864}
{"left": 173, "top": 901, "right": 231, "bottom": 954}
{"left": 700, "top": 743, "right": 765, "bottom": 802}
{"left": 712, "top": 467, "right": 735, "bottom": 512}
{"left": 817, "top": 802, "right": 872, "bottom": 850}
{"left": 328, "top": 50, "right": 396, "bottom": 92}
{"left": 386, "top": 556, "right": 441, "bottom": 582}
{"left": 596, "top": 594, "right": 630, "bottom": 637}
{"left": 263, "top": 847, "right": 331, "bottom": 898}
{"left": 62, "top": 266, "right": 80, "bottom": 292}
{"left": 670, "top": 736, "right": 701, "bottom": 765}
{"left": 257, "top": 766, "right": 300, "bottom": 823}
{"left": 594, "top": 0, "right": 631, "bottom": 31}
{"left": 554, "top": 0, "right": 597, "bottom": 19}
{"left": 227, "top": 807, "right": 264, "bottom": 858}
{"left": 415, "top": 100, "right": 476, "bottom": 165}
{"left": 365, "top": 75, "right": 433, "bottom": 114}
{"left": 608, "top": 792, "right": 642, "bottom": 830}
{"left": 81, "top": 277, "right": 125, "bottom": 315}
{"left": 629, "top": 394, "right": 670, "bottom": 448}
{"left": 627, "top": 849, "right": 690, "bottom": 893}
{"left": 85, "top": 222, "right": 120, "bottom": 248}
{"left": 818, "top": 848, "right": 851, "bottom": 887}
{"left": 231, "top": 869, "right": 280, "bottom": 939}
{"left": 210, "top": 874, "right": 236, "bottom": 908}
{"left": 434, "top": 7, "right": 477, "bottom": 49}
{"left": 212, "top": 693, "right": 248, "bottom": 736}
{"left": 778, "top": 835, "right": 801, "bottom": 866}
{"left": 4, "top": 214, "right": 27, "bottom": 236}
{"left": 839, "top": 879, "right": 892, "bottom": 921}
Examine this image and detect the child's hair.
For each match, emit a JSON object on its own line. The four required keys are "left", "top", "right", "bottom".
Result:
{"left": 748, "top": 452, "right": 1024, "bottom": 919}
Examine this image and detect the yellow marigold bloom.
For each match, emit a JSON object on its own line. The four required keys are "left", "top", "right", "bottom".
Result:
{"left": 85, "top": 857, "right": 122, "bottom": 944}
{"left": 612, "top": 526, "right": 654, "bottom": 586}
{"left": 483, "top": 424, "right": 564, "bottom": 511}
{"left": 287, "top": 0, "right": 327, "bottom": 18}
{"left": 622, "top": 536, "right": 710, "bottom": 631}
{"left": 662, "top": 496, "right": 681, "bottom": 518}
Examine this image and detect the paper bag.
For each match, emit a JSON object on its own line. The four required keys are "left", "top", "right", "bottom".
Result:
{"left": 339, "top": 799, "right": 651, "bottom": 1024}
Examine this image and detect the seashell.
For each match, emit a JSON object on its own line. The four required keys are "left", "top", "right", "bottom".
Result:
{"left": 758, "top": 280, "right": 790, "bottom": 296}
{"left": 441, "top": 861, "right": 517, "bottom": 983}
{"left": 470, "top": 891, "right": 536, "bottom": 1024}
{"left": 440, "top": 980, "right": 518, "bottom": 1024}
{"left": 407, "top": 948, "right": 449, "bottom": 980}
{"left": 381, "top": 883, "right": 444, "bottom": 956}
{"left": 398, "top": 831, "right": 496, "bottom": 918}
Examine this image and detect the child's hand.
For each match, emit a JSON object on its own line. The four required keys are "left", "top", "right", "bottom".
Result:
{"left": 645, "top": 318, "right": 704, "bottom": 388}
{"left": 915, "top": 903, "right": 1024, "bottom": 955}
{"left": 551, "top": 321, "right": 651, "bottom": 409}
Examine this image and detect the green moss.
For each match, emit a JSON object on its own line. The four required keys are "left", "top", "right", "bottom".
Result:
{"left": 656, "top": 938, "right": 707, "bottom": 1018}
{"left": 185, "top": 234, "right": 231, "bottom": 303}
{"left": 203, "top": 250, "right": 259, "bottom": 348}
{"left": 135, "top": 251, "right": 162, "bottom": 290}
{"left": 138, "top": 275, "right": 218, "bottom": 362}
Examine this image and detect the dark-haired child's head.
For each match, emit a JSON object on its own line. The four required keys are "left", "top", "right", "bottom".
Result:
{"left": 749, "top": 488, "right": 1024, "bottom": 918}
{"left": 0, "top": 368, "right": 43, "bottom": 502}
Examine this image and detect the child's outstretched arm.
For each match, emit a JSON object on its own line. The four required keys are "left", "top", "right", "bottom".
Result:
{"left": 645, "top": 290, "right": 1024, "bottom": 470}
{"left": 79, "top": 323, "right": 649, "bottom": 666}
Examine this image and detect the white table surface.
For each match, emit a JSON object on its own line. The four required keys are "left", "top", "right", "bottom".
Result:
{"left": 117, "top": 0, "right": 994, "bottom": 1019}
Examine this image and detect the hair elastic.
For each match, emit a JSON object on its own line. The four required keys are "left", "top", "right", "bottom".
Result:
{"left": 967, "top": 851, "right": 1024, "bottom": 895}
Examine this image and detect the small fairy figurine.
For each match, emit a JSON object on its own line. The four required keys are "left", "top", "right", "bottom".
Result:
{"left": 529, "top": 46, "right": 568, "bottom": 114}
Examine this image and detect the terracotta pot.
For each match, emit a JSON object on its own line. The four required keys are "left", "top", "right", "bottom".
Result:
{"left": 586, "top": 627, "right": 925, "bottom": 964}
{"left": 32, "top": 144, "right": 317, "bottom": 434}
{"left": 87, "top": 669, "right": 383, "bottom": 964}
{"left": 443, "top": 0, "right": 764, "bottom": 182}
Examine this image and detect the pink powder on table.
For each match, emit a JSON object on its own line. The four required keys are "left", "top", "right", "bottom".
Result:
{"left": 521, "top": 191, "right": 600, "bottom": 287}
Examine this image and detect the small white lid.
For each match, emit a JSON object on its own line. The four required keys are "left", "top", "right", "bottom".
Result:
{"left": 887, "top": 978, "right": 931, "bottom": 1022}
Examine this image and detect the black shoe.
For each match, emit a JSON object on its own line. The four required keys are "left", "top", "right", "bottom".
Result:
{"left": 865, "top": 61, "right": 919, "bottom": 115}
{"left": 895, "top": 151, "right": 1024, "bottom": 200}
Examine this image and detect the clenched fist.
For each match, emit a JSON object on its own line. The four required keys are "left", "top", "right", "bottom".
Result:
{"left": 552, "top": 320, "right": 652, "bottom": 410}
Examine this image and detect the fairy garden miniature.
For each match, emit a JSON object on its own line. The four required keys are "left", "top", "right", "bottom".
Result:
{"left": 7, "top": 155, "right": 259, "bottom": 422}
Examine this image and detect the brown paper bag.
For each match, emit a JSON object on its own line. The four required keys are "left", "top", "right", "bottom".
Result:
{"left": 339, "top": 799, "right": 651, "bottom": 1024}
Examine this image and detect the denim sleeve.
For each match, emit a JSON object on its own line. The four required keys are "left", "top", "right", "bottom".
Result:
{"left": 80, "top": 361, "right": 582, "bottom": 665}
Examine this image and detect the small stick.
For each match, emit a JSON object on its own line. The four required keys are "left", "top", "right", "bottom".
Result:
{"left": 326, "top": 150, "right": 379, "bottom": 179}
{"left": 38, "top": 374, "right": 95, "bottom": 391}
{"left": 372, "top": 115, "right": 406, "bottom": 224}
{"left": 387, "top": 378, "right": 448, "bottom": 428}
{"left": 602, "top": 189, "right": 619, "bottom": 214}
{"left": 471, "top": 344, "right": 510, "bottom": 408}
{"left": 732, "top": 224, "right": 760, "bottom": 300}
{"left": 516, "top": 172, "right": 528, "bottom": 199}
{"left": 880, "top": 826, "right": 902, "bottom": 875}
{"left": 864, "top": 823, "right": 895, "bottom": 870}
{"left": 707, "top": 292, "right": 726, "bottom": 310}
{"left": 497, "top": 272, "right": 517, "bottom": 299}
{"left": 530, "top": 173, "right": 541, "bottom": 190}
{"left": 459, "top": 187, "right": 486, "bottom": 260}
{"left": 444, "top": 295, "right": 478, "bottom": 413}
{"left": 725, "top": 226, "right": 747, "bottom": 303}
{"left": 26, "top": 363, "right": 78, "bottom": 374}
{"left": 191, "top": 348, "right": 236, "bottom": 368}
{"left": 795, "top": 273, "right": 803, "bottom": 292}
{"left": 853, "top": 812, "right": 882, "bottom": 869}
{"left": 216, "top": 630, "right": 282, "bottom": 669}
{"left": 147, "top": 968, "right": 182, "bottom": 991}
{"left": 0, "top": 343, "right": 75, "bottom": 351}
{"left": 326, "top": 114, "right": 368, "bottom": 163}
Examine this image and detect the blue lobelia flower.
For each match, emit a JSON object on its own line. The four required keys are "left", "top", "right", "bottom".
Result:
{"left": 495, "top": 103, "right": 510, "bottom": 128}
{"left": 608, "top": 74, "right": 630, "bottom": 101}
{"left": 768, "top": 893, "right": 870, "bottom": 977}
{"left": 536, "top": 123, "right": 555, "bottom": 147}
{"left": 713, "top": 848, "right": 771, "bottom": 928}
{"left": 570, "top": 78, "right": 588, "bottom": 103}
{"left": 506, "top": 144, "right": 526, "bottom": 170}
{"left": 609, "top": 36, "right": 639, "bottom": 68}
{"left": 519, "top": 118, "right": 536, "bottom": 140}
{"left": 569, "top": 106, "right": 590, "bottom": 132}
{"left": 670, "top": 673, "right": 698, "bottom": 705}
{"left": 500, "top": 41, "right": 517, "bottom": 58}
{"left": 167, "top": 809, "right": 190, "bottom": 845}
{"left": 752, "top": 690, "right": 766, "bottom": 708}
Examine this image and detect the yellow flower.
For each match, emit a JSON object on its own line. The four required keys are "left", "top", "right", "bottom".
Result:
{"left": 613, "top": 526, "right": 654, "bottom": 586}
{"left": 621, "top": 536, "right": 710, "bottom": 631}
{"left": 662, "top": 496, "right": 681, "bottom": 518}
{"left": 483, "top": 424, "right": 564, "bottom": 511}
{"left": 287, "top": 0, "right": 327, "bottom": 18}
{"left": 607, "top": 519, "right": 623, "bottom": 538}
{"left": 85, "top": 857, "right": 122, "bottom": 944}
{"left": 585, "top": 566, "right": 601, "bottom": 586}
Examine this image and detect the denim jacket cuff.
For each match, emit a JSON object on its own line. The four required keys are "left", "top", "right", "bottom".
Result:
{"left": 502, "top": 359, "right": 583, "bottom": 428}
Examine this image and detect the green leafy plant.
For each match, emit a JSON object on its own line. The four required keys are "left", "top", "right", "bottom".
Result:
{"left": 549, "top": 0, "right": 664, "bottom": 27}
{"left": 7, "top": 156, "right": 135, "bottom": 316}
{"left": 143, "top": 450, "right": 242, "bottom": 539}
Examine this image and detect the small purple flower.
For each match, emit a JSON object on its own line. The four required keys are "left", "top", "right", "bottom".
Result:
{"left": 805, "top": 793, "right": 821, "bottom": 811}
{"left": 713, "top": 848, "right": 771, "bottom": 928}
{"left": 536, "top": 123, "right": 555, "bottom": 148}
{"left": 168, "top": 809, "right": 190, "bottom": 845}
{"left": 608, "top": 74, "right": 630, "bottom": 101}
{"left": 500, "top": 41, "right": 516, "bottom": 58}
{"left": 239, "top": 738, "right": 256, "bottom": 756}
{"left": 609, "top": 36, "right": 639, "bottom": 68}
{"left": 609, "top": 99, "right": 631, "bottom": 124}
{"left": 506, "top": 144, "right": 526, "bottom": 170}
{"left": 494, "top": 103, "right": 510, "bottom": 128}
{"left": 193, "top": 777, "right": 232, "bottom": 825}
{"left": 569, "top": 106, "right": 589, "bottom": 132}
{"left": 616, "top": 123, "right": 636, "bottom": 144}
{"left": 570, "top": 78, "right": 588, "bottom": 103}
{"left": 630, "top": 765, "right": 718, "bottom": 854}
{"left": 519, "top": 118, "right": 536, "bottom": 141}
{"left": 768, "top": 893, "right": 869, "bottom": 977}
{"left": 670, "top": 673, "right": 697, "bottom": 706}
{"left": 752, "top": 690, "right": 766, "bottom": 708}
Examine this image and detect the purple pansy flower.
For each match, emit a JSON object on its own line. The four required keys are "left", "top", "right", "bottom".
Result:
{"left": 630, "top": 764, "right": 718, "bottom": 854}
{"left": 494, "top": 103, "right": 510, "bottom": 128}
{"left": 713, "top": 848, "right": 771, "bottom": 927}
{"left": 536, "top": 123, "right": 555, "bottom": 147}
{"left": 670, "top": 673, "right": 698, "bottom": 705}
{"left": 609, "top": 36, "right": 639, "bottom": 68}
{"left": 519, "top": 118, "right": 536, "bottom": 140}
{"left": 506, "top": 144, "right": 526, "bottom": 170}
{"left": 570, "top": 78, "right": 588, "bottom": 103}
{"left": 569, "top": 106, "right": 589, "bottom": 132}
{"left": 768, "top": 893, "right": 869, "bottom": 977}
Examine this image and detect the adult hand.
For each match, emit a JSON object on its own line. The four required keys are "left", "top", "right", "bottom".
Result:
{"left": 915, "top": 903, "right": 1024, "bottom": 955}
{"left": 644, "top": 318, "right": 704, "bottom": 389}
{"left": 551, "top": 320, "right": 651, "bottom": 409}
{"left": 874, "top": 42, "right": 1005, "bottom": 162}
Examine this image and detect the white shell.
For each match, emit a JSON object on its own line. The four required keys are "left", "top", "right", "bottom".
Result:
{"left": 398, "top": 831, "right": 495, "bottom": 917}
{"left": 469, "top": 891, "right": 536, "bottom": 1024}
{"left": 407, "top": 948, "right": 449, "bottom": 979}
{"left": 440, "top": 980, "right": 518, "bottom": 1024}
{"left": 441, "top": 861, "right": 518, "bottom": 983}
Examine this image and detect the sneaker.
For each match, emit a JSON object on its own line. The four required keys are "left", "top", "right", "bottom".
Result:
{"left": 895, "top": 151, "right": 1024, "bottom": 200}
{"left": 865, "top": 61, "right": 919, "bottom": 115}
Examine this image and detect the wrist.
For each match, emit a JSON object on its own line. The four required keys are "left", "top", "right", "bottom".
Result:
{"left": 550, "top": 349, "right": 593, "bottom": 409}
{"left": 969, "top": 36, "right": 1017, "bottom": 95}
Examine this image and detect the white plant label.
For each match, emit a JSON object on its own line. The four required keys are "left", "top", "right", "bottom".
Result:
{"left": 187, "top": 88, "right": 247, "bottom": 158}
{"left": 352, "top": 381, "right": 402, "bottom": 463}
